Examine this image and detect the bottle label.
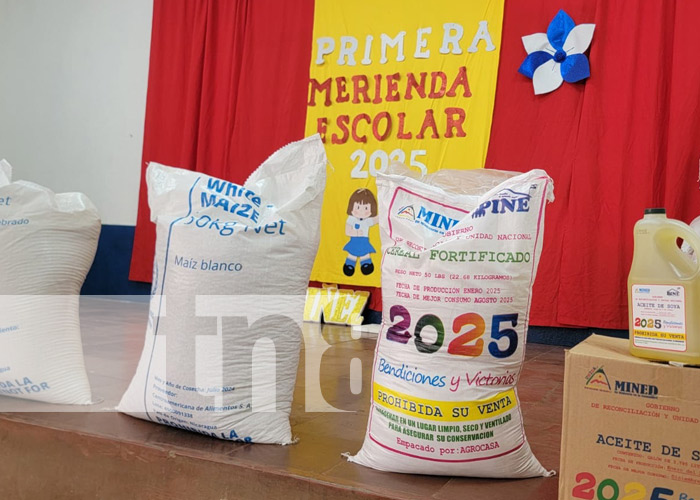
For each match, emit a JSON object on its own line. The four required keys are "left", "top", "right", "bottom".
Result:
{"left": 631, "top": 284, "right": 686, "bottom": 351}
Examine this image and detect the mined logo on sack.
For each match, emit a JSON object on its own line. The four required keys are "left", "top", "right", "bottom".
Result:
{"left": 415, "top": 206, "right": 460, "bottom": 234}
{"left": 397, "top": 205, "right": 416, "bottom": 221}
{"left": 584, "top": 366, "right": 659, "bottom": 399}
{"left": 471, "top": 187, "right": 534, "bottom": 219}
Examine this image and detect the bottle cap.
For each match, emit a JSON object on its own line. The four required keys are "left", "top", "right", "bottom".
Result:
{"left": 644, "top": 208, "right": 666, "bottom": 215}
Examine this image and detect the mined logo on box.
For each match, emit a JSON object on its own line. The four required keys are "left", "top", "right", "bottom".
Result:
{"left": 584, "top": 366, "right": 659, "bottom": 399}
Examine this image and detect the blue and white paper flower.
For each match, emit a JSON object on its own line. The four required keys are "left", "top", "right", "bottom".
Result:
{"left": 518, "top": 10, "right": 595, "bottom": 95}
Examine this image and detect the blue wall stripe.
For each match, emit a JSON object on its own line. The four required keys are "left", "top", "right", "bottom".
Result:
{"left": 81, "top": 224, "right": 151, "bottom": 296}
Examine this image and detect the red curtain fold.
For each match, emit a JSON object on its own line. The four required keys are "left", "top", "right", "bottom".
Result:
{"left": 486, "top": 0, "right": 700, "bottom": 328}
{"left": 129, "top": 0, "right": 315, "bottom": 283}
{"left": 131, "top": 0, "right": 700, "bottom": 329}
{"left": 485, "top": 1, "right": 595, "bottom": 328}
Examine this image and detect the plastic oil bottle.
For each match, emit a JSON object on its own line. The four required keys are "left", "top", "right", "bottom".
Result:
{"left": 628, "top": 208, "right": 700, "bottom": 364}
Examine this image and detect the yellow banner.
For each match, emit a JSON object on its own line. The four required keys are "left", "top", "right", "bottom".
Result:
{"left": 374, "top": 383, "right": 516, "bottom": 422}
{"left": 306, "top": 0, "right": 504, "bottom": 287}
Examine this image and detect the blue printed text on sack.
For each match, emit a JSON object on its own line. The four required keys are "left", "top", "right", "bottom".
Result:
{"left": 0, "top": 218, "right": 29, "bottom": 226}
{"left": 378, "top": 357, "right": 447, "bottom": 388}
{"left": 182, "top": 215, "right": 287, "bottom": 237}
{"left": 0, "top": 377, "right": 50, "bottom": 396}
{"left": 201, "top": 178, "right": 262, "bottom": 223}
{"left": 416, "top": 206, "right": 459, "bottom": 233}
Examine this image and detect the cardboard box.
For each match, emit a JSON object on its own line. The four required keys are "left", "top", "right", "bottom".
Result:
{"left": 559, "top": 334, "right": 700, "bottom": 500}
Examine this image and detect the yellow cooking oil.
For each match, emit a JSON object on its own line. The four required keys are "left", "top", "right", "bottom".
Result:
{"left": 628, "top": 208, "right": 700, "bottom": 364}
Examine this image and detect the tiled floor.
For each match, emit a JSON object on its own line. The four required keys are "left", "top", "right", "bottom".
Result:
{"left": 0, "top": 297, "right": 565, "bottom": 499}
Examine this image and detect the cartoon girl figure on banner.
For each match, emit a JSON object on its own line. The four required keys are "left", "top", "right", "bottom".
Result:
{"left": 343, "top": 188, "right": 378, "bottom": 276}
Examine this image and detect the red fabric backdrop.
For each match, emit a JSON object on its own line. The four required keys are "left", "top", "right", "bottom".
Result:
{"left": 130, "top": 0, "right": 700, "bottom": 330}
{"left": 129, "top": 0, "right": 314, "bottom": 283}
{"left": 486, "top": 0, "right": 700, "bottom": 328}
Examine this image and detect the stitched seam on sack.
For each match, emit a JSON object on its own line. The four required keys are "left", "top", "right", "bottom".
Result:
{"left": 144, "top": 176, "right": 201, "bottom": 420}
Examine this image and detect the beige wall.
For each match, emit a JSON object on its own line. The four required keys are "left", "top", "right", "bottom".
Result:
{"left": 0, "top": 0, "right": 153, "bottom": 225}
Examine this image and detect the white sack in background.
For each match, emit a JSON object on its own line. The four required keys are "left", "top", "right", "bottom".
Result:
{"left": 348, "top": 164, "right": 555, "bottom": 477}
{"left": 0, "top": 159, "right": 100, "bottom": 405}
{"left": 118, "top": 135, "right": 326, "bottom": 444}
